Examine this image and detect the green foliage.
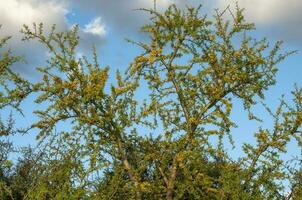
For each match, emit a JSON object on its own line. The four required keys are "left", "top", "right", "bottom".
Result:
{"left": 0, "top": 4, "right": 301, "bottom": 200}
{"left": 0, "top": 27, "right": 30, "bottom": 113}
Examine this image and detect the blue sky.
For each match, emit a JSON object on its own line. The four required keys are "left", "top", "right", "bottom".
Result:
{"left": 0, "top": 0, "right": 301, "bottom": 162}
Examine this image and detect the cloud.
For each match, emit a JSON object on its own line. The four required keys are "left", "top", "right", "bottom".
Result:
{"left": 0, "top": 0, "right": 69, "bottom": 75}
{"left": 216, "top": 0, "right": 302, "bottom": 47}
{"left": 83, "top": 17, "right": 106, "bottom": 37}
{"left": 0, "top": 0, "right": 107, "bottom": 76}
{"left": 0, "top": 0, "right": 68, "bottom": 32}
{"left": 216, "top": 0, "right": 302, "bottom": 25}
{"left": 70, "top": 0, "right": 216, "bottom": 43}
{"left": 71, "top": 0, "right": 175, "bottom": 34}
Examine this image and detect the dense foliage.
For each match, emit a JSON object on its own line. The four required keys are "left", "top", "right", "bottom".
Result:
{"left": 0, "top": 4, "right": 301, "bottom": 200}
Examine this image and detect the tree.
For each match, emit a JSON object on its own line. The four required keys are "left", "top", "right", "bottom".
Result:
{"left": 0, "top": 25, "right": 30, "bottom": 200}
{"left": 1, "top": 4, "right": 302, "bottom": 200}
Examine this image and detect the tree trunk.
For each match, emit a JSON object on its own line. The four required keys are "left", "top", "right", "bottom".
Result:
{"left": 166, "top": 164, "right": 177, "bottom": 200}
{"left": 117, "top": 137, "right": 142, "bottom": 200}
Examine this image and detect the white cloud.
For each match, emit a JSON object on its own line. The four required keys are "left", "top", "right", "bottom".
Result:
{"left": 83, "top": 17, "right": 106, "bottom": 37}
{"left": 71, "top": 0, "right": 217, "bottom": 37}
{"left": 0, "top": 0, "right": 70, "bottom": 75}
{"left": 72, "top": 0, "right": 176, "bottom": 34}
{"left": 216, "top": 0, "right": 302, "bottom": 25}
{"left": 216, "top": 0, "right": 302, "bottom": 46}
{"left": 0, "top": 0, "right": 69, "bottom": 34}
{"left": 0, "top": 0, "right": 106, "bottom": 75}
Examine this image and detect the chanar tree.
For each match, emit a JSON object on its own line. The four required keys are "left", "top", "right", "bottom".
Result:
{"left": 0, "top": 4, "right": 301, "bottom": 200}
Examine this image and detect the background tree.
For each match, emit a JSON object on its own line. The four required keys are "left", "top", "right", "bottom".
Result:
{"left": 0, "top": 26, "right": 30, "bottom": 200}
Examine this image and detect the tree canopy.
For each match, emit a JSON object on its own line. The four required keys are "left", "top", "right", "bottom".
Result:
{"left": 0, "top": 4, "right": 301, "bottom": 200}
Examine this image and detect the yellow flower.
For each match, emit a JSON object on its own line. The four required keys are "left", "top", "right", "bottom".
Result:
{"left": 136, "top": 56, "right": 149, "bottom": 63}
{"left": 234, "top": 51, "right": 241, "bottom": 58}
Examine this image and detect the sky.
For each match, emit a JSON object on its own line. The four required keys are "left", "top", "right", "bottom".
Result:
{"left": 0, "top": 0, "right": 301, "bottom": 161}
